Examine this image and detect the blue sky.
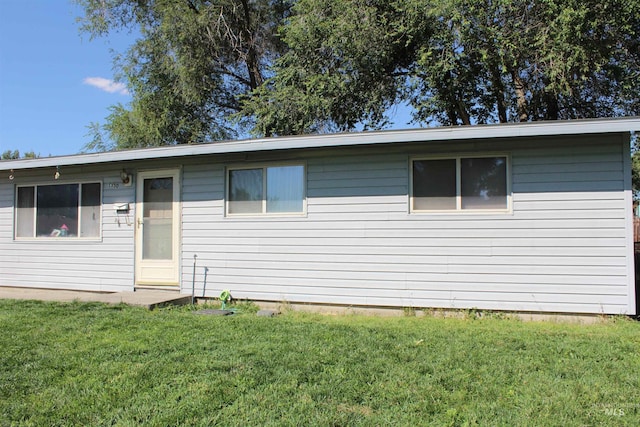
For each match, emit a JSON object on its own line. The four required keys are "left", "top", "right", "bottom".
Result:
{"left": 0, "top": 0, "right": 133, "bottom": 157}
{"left": 0, "top": 1, "right": 416, "bottom": 158}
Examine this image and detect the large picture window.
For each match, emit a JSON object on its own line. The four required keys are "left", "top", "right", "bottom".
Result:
{"left": 412, "top": 156, "right": 508, "bottom": 212}
{"left": 15, "top": 183, "right": 102, "bottom": 238}
{"left": 227, "top": 165, "right": 305, "bottom": 215}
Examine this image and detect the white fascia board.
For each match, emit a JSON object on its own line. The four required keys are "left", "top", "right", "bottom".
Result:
{"left": 2, "top": 117, "right": 639, "bottom": 171}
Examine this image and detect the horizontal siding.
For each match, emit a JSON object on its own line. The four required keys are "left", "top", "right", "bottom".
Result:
{"left": 192, "top": 267, "right": 625, "bottom": 286}
{"left": 512, "top": 147, "right": 624, "bottom": 193}
{"left": 0, "top": 169, "right": 135, "bottom": 292}
{"left": 187, "top": 280, "right": 628, "bottom": 302}
{"left": 1, "top": 135, "right": 632, "bottom": 314}
{"left": 181, "top": 225, "right": 625, "bottom": 238}
{"left": 181, "top": 138, "right": 633, "bottom": 315}
{"left": 0, "top": 183, "right": 14, "bottom": 239}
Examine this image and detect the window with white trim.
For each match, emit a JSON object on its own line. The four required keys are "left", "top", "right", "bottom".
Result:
{"left": 15, "top": 183, "right": 102, "bottom": 238}
{"left": 411, "top": 156, "right": 508, "bottom": 212}
{"left": 227, "top": 165, "right": 305, "bottom": 215}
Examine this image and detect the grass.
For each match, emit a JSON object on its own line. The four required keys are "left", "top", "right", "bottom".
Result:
{"left": 0, "top": 300, "right": 638, "bottom": 426}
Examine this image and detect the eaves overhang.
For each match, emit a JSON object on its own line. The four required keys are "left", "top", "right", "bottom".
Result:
{"left": 2, "top": 116, "right": 639, "bottom": 171}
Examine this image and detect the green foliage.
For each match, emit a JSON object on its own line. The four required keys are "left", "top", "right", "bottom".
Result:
{"left": 245, "top": 0, "right": 640, "bottom": 133}
{"left": 76, "top": 0, "right": 292, "bottom": 149}
{"left": 1, "top": 149, "right": 39, "bottom": 160}
{"left": 632, "top": 132, "right": 640, "bottom": 198}
{"left": 241, "top": 0, "right": 425, "bottom": 136}
{"left": 82, "top": 121, "right": 115, "bottom": 153}
{"left": 78, "top": 0, "right": 639, "bottom": 144}
{"left": 1, "top": 300, "right": 639, "bottom": 425}
{"left": 1, "top": 150, "right": 19, "bottom": 160}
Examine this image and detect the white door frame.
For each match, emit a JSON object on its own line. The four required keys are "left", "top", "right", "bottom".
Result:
{"left": 135, "top": 169, "right": 181, "bottom": 286}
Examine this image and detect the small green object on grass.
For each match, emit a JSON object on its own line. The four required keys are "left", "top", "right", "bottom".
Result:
{"left": 219, "top": 290, "right": 231, "bottom": 309}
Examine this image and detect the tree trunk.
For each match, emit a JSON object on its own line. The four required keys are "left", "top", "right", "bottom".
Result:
{"left": 446, "top": 106, "right": 458, "bottom": 125}
{"left": 544, "top": 92, "right": 559, "bottom": 120}
{"left": 457, "top": 100, "right": 471, "bottom": 125}
{"left": 491, "top": 65, "right": 508, "bottom": 123}
{"left": 240, "top": 0, "right": 263, "bottom": 90}
{"left": 511, "top": 71, "right": 528, "bottom": 122}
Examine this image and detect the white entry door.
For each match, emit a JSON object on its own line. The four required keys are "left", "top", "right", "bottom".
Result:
{"left": 135, "top": 169, "right": 180, "bottom": 286}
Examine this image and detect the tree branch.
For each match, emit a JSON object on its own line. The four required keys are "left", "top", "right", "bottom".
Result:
{"left": 186, "top": 1, "right": 199, "bottom": 14}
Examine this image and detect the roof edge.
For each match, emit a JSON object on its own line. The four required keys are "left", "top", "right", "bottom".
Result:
{"left": 2, "top": 117, "right": 639, "bottom": 171}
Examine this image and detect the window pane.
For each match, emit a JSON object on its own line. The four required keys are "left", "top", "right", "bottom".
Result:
{"left": 80, "top": 183, "right": 101, "bottom": 237}
{"left": 143, "top": 178, "right": 173, "bottom": 260}
{"left": 143, "top": 178, "right": 173, "bottom": 219}
{"left": 229, "top": 169, "right": 263, "bottom": 214}
{"left": 36, "top": 184, "right": 79, "bottom": 237}
{"left": 16, "top": 186, "right": 35, "bottom": 237}
{"left": 266, "top": 166, "right": 304, "bottom": 213}
{"left": 461, "top": 157, "right": 507, "bottom": 209}
{"left": 413, "top": 159, "right": 456, "bottom": 210}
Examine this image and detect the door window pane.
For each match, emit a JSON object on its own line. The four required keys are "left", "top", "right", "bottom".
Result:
{"left": 461, "top": 157, "right": 507, "bottom": 209}
{"left": 413, "top": 159, "right": 456, "bottom": 210}
{"left": 267, "top": 166, "right": 304, "bottom": 213}
{"left": 143, "top": 178, "right": 173, "bottom": 260}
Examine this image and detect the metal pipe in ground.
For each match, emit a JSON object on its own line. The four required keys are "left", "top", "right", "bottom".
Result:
{"left": 191, "top": 254, "right": 197, "bottom": 305}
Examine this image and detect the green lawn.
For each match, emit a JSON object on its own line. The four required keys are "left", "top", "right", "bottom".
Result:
{"left": 0, "top": 300, "right": 638, "bottom": 426}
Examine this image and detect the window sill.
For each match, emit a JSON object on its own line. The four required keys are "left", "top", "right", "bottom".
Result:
{"left": 225, "top": 212, "right": 308, "bottom": 219}
{"left": 410, "top": 208, "right": 513, "bottom": 216}
{"left": 13, "top": 237, "right": 103, "bottom": 242}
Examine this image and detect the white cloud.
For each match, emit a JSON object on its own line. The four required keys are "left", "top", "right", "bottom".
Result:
{"left": 83, "top": 77, "right": 129, "bottom": 95}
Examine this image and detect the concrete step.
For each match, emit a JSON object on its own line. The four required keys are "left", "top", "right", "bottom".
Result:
{"left": 0, "top": 287, "right": 192, "bottom": 310}
{"left": 98, "top": 290, "right": 193, "bottom": 309}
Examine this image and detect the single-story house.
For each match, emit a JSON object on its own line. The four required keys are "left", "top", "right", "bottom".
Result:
{"left": 1, "top": 117, "right": 639, "bottom": 315}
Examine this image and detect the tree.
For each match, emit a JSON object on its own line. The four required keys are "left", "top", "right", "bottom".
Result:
{"left": 1, "top": 150, "right": 19, "bottom": 160}
{"left": 243, "top": 0, "right": 640, "bottom": 134}
{"left": 1, "top": 150, "right": 39, "bottom": 160}
{"left": 76, "top": 0, "right": 292, "bottom": 149}
{"left": 240, "top": 0, "right": 430, "bottom": 136}
{"left": 631, "top": 133, "right": 640, "bottom": 199}
{"left": 79, "top": 0, "right": 639, "bottom": 145}
{"left": 409, "top": 0, "right": 640, "bottom": 125}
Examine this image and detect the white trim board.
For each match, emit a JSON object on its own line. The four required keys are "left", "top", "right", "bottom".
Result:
{"left": 2, "top": 117, "right": 639, "bottom": 172}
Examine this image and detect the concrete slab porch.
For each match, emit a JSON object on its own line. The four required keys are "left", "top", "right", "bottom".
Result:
{"left": 0, "top": 287, "right": 192, "bottom": 309}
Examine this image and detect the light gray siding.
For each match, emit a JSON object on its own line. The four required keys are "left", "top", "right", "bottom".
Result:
{"left": 1, "top": 129, "right": 634, "bottom": 315}
{"left": 0, "top": 168, "right": 135, "bottom": 292}
{"left": 180, "top": 136, "right": 634, "bottom": 315}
